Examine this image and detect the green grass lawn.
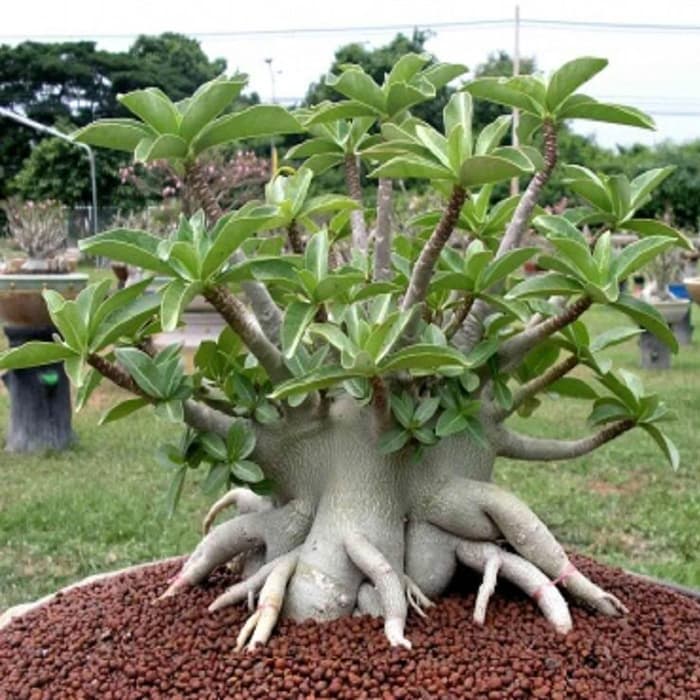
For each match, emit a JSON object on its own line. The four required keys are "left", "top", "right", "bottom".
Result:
{"left": 0, "top": 305, "right": 698, "bottom": 611}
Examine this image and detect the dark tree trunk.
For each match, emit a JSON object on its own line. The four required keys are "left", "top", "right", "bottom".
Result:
{"left": 2, "top": 325, "right": 74, "bottom": 452}
{"left": 639, "top": 330, "right": 671, "bottom": 370}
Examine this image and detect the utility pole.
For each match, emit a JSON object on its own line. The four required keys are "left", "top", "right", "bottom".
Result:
{"left": 0, "top": 107, "right": 99, "bottom": 235}
{"left": 511, "top": 4, "right": 521, "bottom": 196}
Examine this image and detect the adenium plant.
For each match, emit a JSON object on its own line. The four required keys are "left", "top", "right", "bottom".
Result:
{"left": 1, "top": 56, "right": 686, "bottom": 651}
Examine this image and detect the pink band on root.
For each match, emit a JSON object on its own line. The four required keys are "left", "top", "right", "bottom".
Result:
{"left": 257, "top": 601, "right": 280, "bottom": 613}
{"left": 531, "top": 562, "right": 578, "bottom": 602}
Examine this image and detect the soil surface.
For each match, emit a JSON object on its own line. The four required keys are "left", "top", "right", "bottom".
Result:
{"left": 1, "top": 555, "right": 699, "bottom": 699}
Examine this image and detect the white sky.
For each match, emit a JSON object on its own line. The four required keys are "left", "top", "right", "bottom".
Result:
{"left": 3, "top": 0, "right": 700, "bottom": 149}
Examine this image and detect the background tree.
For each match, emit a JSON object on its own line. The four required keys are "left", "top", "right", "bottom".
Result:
{"left": 0, "top": 34, "right": 226, "bottom": 208}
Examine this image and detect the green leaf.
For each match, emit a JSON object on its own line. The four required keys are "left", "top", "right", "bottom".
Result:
{"left": 377, "top": 428, "right": 411, "bottom": 454}
{"left": 0, "top": 341, "right": 76, "bottom": 369}
{"left": 202, "top": 463, "right": 229, "bottom": 494}
{"left": 72, "top": 119, "right": 153, "bottom": 152}
{"left": 114, "top": 347, "right": 164, "bottom": 397}
{"left": 435, "top": 408, "right": 469, "bottom": 437}
{"left": 623, "top": 219, "right": 693, "bottom": 250}
{"left": 614, "top": 236, "right": 676, "bottom": 281}
{"left": 629, "top": 166, "right": 675, "bottom": 211}
{"left": 43, "top": 292, "right": 87, "bottom": 353}
{"left": 304, "top": 229, "right": 329, "bottom": 280}
{"left": 75, "top": 368, "right": 102, "bottom": 411}
{"left": 232, "top": 460, "right": 265, "bottom": 483}
{"left": 464, "top": 78, "right": 543, "bottom": 115}
{"left": 415, "top": 124, "right": 452, "bottom": 170}
{"left": 270, "top": 366, "right": 363, "bottom": 399}
{"left": 534, "top": 214, "right": 588, "bottom": 244}
{"left": 590, "top": 327, "right": 643, "bottom": 353}
{"left": 140, "top": 133, "right": 188, "bottom": 162}
{"left": 443, "top": 92, "right": 473, "bottom": 155}
{"left": 459, "top": 155, "right": 529, "bottom": 188}
{"left": 285, "top": 137, "right": 340, "bottom": 160}
{"left": 165, "top": 466, "right": 187, "bottom": 517}
{"left": 368, "top": 154, "right": 453, "bottom": 181}
{"left": 160, "top": 280, "right": 194, "bottom": 332}
{"left": 475, "top": 115, "right": 512, "bottom": 155}
{"left": 118, "top": 88, "right": 180, "bottom": 134}
{"left": 421, "top": 63, "right": 468, "bottom": 90}
{"left": 200, "top": 432, "right": 228, "bottom": 461}
{"left": 641, "top": 424, "right": 679, "bottom": 470}
{"left": 506, "top": 272, "right": 584, "bottom": 299}
{"left": 549, "top": 377, "right": 599, "bottom": 399}
{"left": 201, "top": 206, "right": 279, "bottom": 279}
{"left": 477, "top": 248, "right": 538, "bottom": 291}
{"left": 99, "top": 397, "right": 149, "bottom": 425}
{"left": 385, "top": 82, "right": 434, "bottom": 117}
{"left": 387, "top": 53, "right": 431, "bottom": 85}
{"left": 281, "top": 302, "right": 317, "bottom": 359}
{"left": 179, "top": 76, "right": 247, "bottom": 142}
{"left": 306, "top": 101, "right": 378, "bottom": 125}
{"left": 91, "top": 294, "right": 160, "bottom": 351}
{"left": 391, "top": 393, "right": 414, "bottom": 429}
{"left": 414, "top": 397, "right": 441, "bottom": 426}
{"left": 308, "top": 323, "right": 358, "bottom": 356}
{"left": 611, "top": 294, "right": 678, "bottom": 352}
{"left": 302, "top": 194, "right": 359, "bottom": 218}
{"left": 558, "top": 97, "right": 655, "bottom": 129}
{"left": 546, "top": 57, "right": 608, "bottom": 111}
{"left": 79, "top": 229, "right": 171, "bottom": 274}
{"left": 326, "top": 68, "right": 386, "bottom": 112}
{"left": 379, "top": 344, "right": 467, "bottom": 374}
{"left": 192, "top": 105, "right": 303, "bottom": 154}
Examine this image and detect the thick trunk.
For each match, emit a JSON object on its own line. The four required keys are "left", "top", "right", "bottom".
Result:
{"left": 166, "top": 399, "right": 628, "bottom": 646}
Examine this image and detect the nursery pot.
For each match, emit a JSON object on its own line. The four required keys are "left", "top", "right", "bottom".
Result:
{"left": 0, "top": 272, "right": 88, "bottom": 452}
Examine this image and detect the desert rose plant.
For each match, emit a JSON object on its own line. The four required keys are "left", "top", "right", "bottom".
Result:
{"left": 0, "top": 56, "right": 688, "bottom": 650}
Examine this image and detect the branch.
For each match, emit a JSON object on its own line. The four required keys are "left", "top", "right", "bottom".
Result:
{"left": 498, "top": 296, "right": 592, "bottom": 372}
{"left": 457, "top": 120, "right": 558, "bottom": 352}
{"left": 344, "top": 153, "right": 368, "bottom": 253}
{"left": 87, "top": 353, "right": 233, "bottom": 436}
{"left": 370, "top": 375, "right": 391, "bottom": 432}
{"left": 287, "top": 220, "right": 304, "bottom": 254}
{"left": 373, "top": 178, "right": 394, "bottom": 282}
{"left": 185, "top": 160, "right": 282, "bottom": 344}
{"left": 492, "top": 354, "right": 579, "bottom": 421}
{"left": 203, "top": 284, "right": 289, "bottom": 384}
{"left": 402, "top": 184, "right": 467, "bottom": 314}
{"left": 444, "top": 293, "right": 474, "bottom": 339}
{"left": 494, "top": 419, "right": 635, "bottom": 461}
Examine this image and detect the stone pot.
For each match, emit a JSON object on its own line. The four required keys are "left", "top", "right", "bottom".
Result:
{"left": 683, "top": 277, "right": 700, "bottom": 305}
{"left": 649, "top": 297, "right": 691, "bottom": 325}
{"left": 0, "top": 273, "right": 89, "bottom": 327}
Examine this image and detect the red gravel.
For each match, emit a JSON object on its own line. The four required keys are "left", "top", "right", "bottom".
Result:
{"left": 1, "top": 555, "right": 699, "bottom": 699}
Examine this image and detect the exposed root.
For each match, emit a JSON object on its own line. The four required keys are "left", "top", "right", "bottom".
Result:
{"left": 209, "top": 549, "right": 301, "bottom": 613}
{"left": 202, "top": 487, "right": 273, "bottom": 535}
{"left": 561, "top": 567, "right": 629, "bottom": 616}
{"left": 345, "top": 532, "right": 411, "bottom": 649}
{"left": 404, "top": 575, "right": 435, "bottom": 619}
{"left": 427, "top": 478, "right": 627, "bottom": 625}
{"left": 157, "top": 510, "right": 271, "bottom": 599}
{"left": 456, "top": 540, "right": 573, "bottom": 634}
{"left": 235, "top": 553, "right": 298, "bottom": 651}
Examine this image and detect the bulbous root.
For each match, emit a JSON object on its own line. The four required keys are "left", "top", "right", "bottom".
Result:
{"left": 234, "top": 553, "right": 299, "bottom": 651}
{"left": 345, "top": 532, "right": 411, "bottom": 649}
{"left": 404, "top": 575, "right": 435, "bottom": 619}
{"left": 422, "top": 478, "right": 628, "bottom": 631}
{"left": 202, "top": 487, "right": 273, "bottom": 535}
{"left": 157, "top": 500, "right": 312, "bottom": 601}
{"left": 456, "top": 540, "right": 573, "bottom": 633}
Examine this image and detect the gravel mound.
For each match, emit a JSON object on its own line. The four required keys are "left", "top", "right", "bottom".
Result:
{"left": 1, "top": 555, "right": 699, "bottom": 699}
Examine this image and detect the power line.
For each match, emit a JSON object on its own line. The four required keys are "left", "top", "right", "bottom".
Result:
{"left": 2, "top": 16, "right": 700, "bottom": 42}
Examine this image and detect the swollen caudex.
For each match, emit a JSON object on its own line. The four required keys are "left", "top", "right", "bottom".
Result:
{"left": 159, "top": 399, "right": 626, "bottom": 649}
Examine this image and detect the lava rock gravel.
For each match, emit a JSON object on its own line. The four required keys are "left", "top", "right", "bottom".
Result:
{"left": 1, "top": 555, "right": 699, "bottom": 699}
